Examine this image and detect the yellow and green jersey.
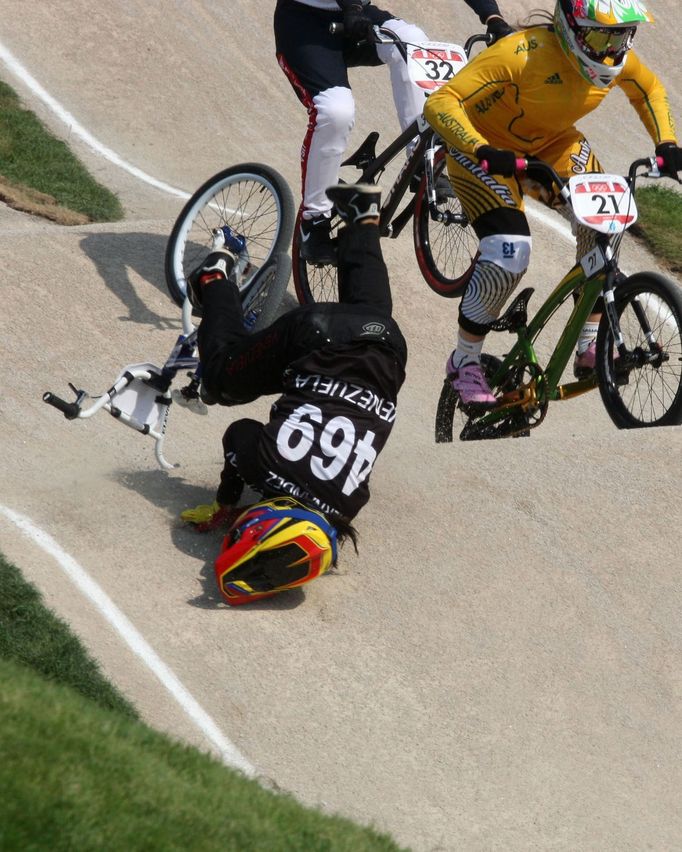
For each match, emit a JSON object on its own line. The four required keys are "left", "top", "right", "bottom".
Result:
{"left": 424, "top": 26, "right": 677, "bottom": 158}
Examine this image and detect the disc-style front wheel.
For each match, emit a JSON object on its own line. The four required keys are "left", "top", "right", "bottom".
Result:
{"left": 165, "top": 163, "right": 295, "bottom": 308}
{"left": 596, "top": 272, "right": 682, "bottom": 428}
{"left": 413, "top": 149, "right": 478, "bottom": 298}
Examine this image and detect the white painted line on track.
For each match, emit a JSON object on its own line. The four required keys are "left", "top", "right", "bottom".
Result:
{"left": 0, "top": 504, "right": 257, "bottom": 779}
{"left": 0, "top": 41, "right": 190, "bottom": 201}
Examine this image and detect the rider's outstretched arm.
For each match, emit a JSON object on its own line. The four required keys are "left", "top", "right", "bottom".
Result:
{"left": 616, "top": 51, "right": 681, "bottom": 179}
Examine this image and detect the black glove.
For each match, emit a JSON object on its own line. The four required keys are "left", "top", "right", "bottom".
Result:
{"left": 486, "top": 16, "right": 513, "bottom": 42}
{"left": 339, "top": 1, "right": 373, "bottom": 42}
{"left": 655, "top": 142, "right": 682, "bottom": 181}
{"left": 476, "top": 145, "right": 517, "bottom": 177}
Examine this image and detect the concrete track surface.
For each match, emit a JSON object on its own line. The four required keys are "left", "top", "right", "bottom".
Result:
{"left": 2, "top": 2, "right": 681, "bottom": 848}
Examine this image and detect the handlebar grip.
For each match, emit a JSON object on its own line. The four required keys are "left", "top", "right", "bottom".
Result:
{"left": 479, "top": 158, "right": 528, "bottom": 175}
{"left": 43, "top": 391, "right": 80, "bottom": 420}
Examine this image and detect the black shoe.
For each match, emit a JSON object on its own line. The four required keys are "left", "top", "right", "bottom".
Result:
{"left": 299, "top": 216, "right": 337, "bottom": 265}
{"left": 325, "top": 183, "right": 381, "bottom": 224}
{"left": 187, "top": 249, "right": 236, "bottom": 308}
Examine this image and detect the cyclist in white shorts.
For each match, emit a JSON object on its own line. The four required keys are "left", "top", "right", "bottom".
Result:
{"left": 274, "top": 0, "right": 512, "bottom": 263}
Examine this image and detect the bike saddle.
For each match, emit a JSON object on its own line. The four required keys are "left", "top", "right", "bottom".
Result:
{"left": 488, "top": 287, "right": 535, "bottom": 333}
{"left": 342, "top": 132, "right": 380, "bottom": 170}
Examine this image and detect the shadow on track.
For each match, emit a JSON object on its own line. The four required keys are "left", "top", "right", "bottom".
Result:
{"left": 80, "top": 232, "right": 181, "bottom": 329}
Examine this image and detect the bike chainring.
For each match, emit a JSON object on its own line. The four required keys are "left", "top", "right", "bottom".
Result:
{"left": 460, "top": 362, "right": 547, "bottom": 441}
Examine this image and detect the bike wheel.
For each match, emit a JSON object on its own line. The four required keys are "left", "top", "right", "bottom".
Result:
{"left": 165, "top": 163, "right": 295, "bottom": 308}
{"left": 596, "top": 272, "right": 682, "bottom": 428}
{"left": 292, "top": 209, "right": 341, "bottom": 304}
{"left": 413, "top": 149, "right": 478, "bottom": 298}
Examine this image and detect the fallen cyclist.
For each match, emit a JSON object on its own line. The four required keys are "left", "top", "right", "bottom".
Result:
{"left": 181, "top": 184, "right": 407, "bottom": 605}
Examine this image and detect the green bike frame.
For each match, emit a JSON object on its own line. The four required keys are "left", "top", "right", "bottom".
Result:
{"left": 481, "top": 259, "right": 611, "bottom": 426}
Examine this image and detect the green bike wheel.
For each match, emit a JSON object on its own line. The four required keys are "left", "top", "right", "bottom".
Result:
{"left": 596, "top": 272, "right": 682, "bottom": 428}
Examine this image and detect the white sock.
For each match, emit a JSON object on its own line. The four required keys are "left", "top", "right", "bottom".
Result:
{"left": 451, "top": 335, "right": 484, "bottom": 369}
{"left": 577, "top": 321, "right": 599, "bottom": 354}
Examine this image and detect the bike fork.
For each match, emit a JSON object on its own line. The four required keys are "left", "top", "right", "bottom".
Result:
{"left": 604, "top": 275, "right": 662, "bottom": 363}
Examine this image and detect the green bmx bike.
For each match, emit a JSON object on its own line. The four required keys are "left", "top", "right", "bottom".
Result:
{"left": 436, "top": 154, "right": 682, "bottom": 441}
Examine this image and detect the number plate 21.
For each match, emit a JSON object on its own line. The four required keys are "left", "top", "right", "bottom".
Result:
{"left": 568, "top": 173, "right": 638, "bottom": 234}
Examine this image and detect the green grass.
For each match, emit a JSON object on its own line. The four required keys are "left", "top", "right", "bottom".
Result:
{"left": 0, "top": 79, "right": 123, "bottom": 222}
{"left": 0, "top": 557, "right": 137, "bottom": 718}
{"left": 633, "top": 184, "right": 682, "bottom": 272}
{"left": 0, "top": 555, "right": 406, "bottom": 851}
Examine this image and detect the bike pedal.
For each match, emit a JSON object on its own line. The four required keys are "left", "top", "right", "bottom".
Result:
{"left": 171, "top": 388, "right": 209, "bottom": 415}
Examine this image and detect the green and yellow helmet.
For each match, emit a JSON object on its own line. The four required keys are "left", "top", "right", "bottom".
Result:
{"left": 554, "top": 0, "right": 653, "bottom": 88}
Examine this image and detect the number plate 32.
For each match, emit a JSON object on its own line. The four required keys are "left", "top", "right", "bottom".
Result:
{"left": 406, "top": 41, "right": 467, "bottom": 94}
{"left": 568, "top": 173, "right": 638, "bottom": 234}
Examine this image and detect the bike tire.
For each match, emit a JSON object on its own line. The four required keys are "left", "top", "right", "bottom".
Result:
{"left": 596, "top": 272, "right": 682, "bottom": 428}
{"left": 292, "top": 208, "right": 341, "bottom": 305}
{"left": 413, "top": 149, "right": 478, "bottom": 298}
{"left": 165, "top": 163, "right": 295, "bottom": 309}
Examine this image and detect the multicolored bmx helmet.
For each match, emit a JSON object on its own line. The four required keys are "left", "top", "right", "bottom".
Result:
{"left": 214, "top": 497, "right": 338, "bottom": 605}
{"left": 554, "top": 0, "right": 653, "bottom": 88}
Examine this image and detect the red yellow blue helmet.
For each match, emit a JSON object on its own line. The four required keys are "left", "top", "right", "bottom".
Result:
{"left": 214, "top": 497, "right": 338, "bottom": 605}
{"left": 554, "top": 0, "right": 653, "bottom": 88}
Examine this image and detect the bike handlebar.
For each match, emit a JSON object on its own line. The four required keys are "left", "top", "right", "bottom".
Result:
{"left": 329, "top": 23, "right": 493, "bottom": 59}
{"left": 43, "top": 391, "right": 81, "bottom": 420}
{"left": 479, "top": 155, "right": 667, "bottom": 185}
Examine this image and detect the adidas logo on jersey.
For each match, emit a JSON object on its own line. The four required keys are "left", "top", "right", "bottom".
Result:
{"left": 545, "top": 73, "right": 563, "bottom": 84}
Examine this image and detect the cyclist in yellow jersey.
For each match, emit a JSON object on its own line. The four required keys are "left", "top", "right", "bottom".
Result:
{"left": 424, "top": 0, "right": 682, "bottom": 409}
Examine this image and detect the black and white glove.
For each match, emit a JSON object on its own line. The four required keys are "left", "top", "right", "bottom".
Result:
{"left": 338, "top": 0, "right": 374, "bottom": 42}
{"left": 486, "top": 16, "right": 513, "bottom": 42}
{"left": 655, "top": 142, "right": 682, "bottom": 181}
{"left": 476, "top": 144, "right": 517, "bottom": 177}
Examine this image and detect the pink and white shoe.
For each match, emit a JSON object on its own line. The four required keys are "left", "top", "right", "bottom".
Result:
{"left": 446, "top": 355, "right": 497, "bottom": 410}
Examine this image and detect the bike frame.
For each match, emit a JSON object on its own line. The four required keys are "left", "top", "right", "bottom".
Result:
{"left": 489, "top": 263, "right": 607, "bottom": 420}
{"left": 348, "top": 120, "right": 434, "bottom": 239}
{"left": 340, "top": 30, "right": 490, "bottom": 240}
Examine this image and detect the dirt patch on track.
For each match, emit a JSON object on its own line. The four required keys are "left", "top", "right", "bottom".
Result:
{"left": 0, "top": 175, "right": 89, "bottom": 225}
